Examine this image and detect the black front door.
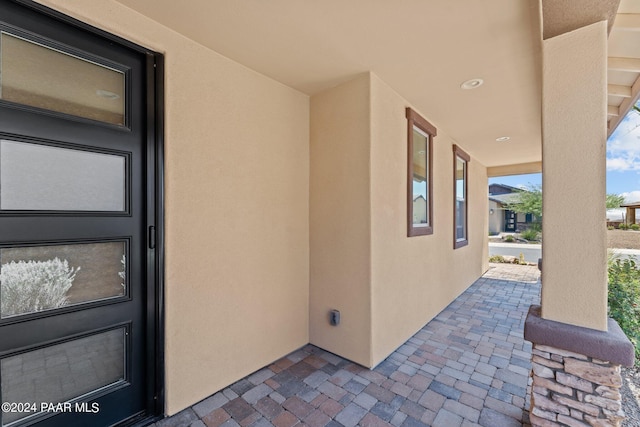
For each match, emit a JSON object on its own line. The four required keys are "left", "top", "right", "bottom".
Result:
{"left": 0, "top": 2, "right": 161, "bottom": 426}
{"left": 504, "top": 209, "right": 516, "bottom": 232}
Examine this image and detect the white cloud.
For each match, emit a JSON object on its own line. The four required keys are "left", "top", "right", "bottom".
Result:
{"left": 621, "top": 190, "right": 640, "bottom": 203}
{"left": 606, "top": 208, "right": 625, "bottom": 221}
{"left": 607, "top": 110, "right": 640, "bottom": 172}
{"left": 607, "top": 157, "right": 640, "bottom": 172}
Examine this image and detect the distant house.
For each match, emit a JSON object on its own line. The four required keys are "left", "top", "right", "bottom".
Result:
{"left": 607, "top": 202, "right": 640, "bottom": 227}
{"left": 620, "top": 202, "right": 640, "bottom": 226}
{"left": 488, "top": 184, "right": 538, "bottom": 234}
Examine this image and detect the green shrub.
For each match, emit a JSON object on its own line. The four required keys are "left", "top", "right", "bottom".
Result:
{"left": 520, "top": 228, "right": 539, "bottom": 241}
{"left": 608, "top": 257, "right": 640, "bottom": 364}
{"left": 619, "top": 223, "right": 629, "bottom": 230}
{"left": 489, "top": 255, "right": 505, "bottom": 263}
{"left": 631, "top": 224, "right": 640, "bottom": 231}
{"left": 504, "top": 235, "right": 515, "bottom": 243}
{"left": 608, "top": 225, "right": 615, "bottom": 230}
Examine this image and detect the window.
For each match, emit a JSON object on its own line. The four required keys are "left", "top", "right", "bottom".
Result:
{"left": 0, "top": 31, "right": 126, "bottom": 126}
{"left": 453, "top": 145, "right": 470, "bottom": 248}
{"left": 406, "top": 107, "right": 436, "bottom": 237}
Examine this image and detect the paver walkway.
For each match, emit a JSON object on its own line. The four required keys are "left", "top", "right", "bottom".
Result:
{"left": 154, "top": 263, "right": 541, "bottom": 427}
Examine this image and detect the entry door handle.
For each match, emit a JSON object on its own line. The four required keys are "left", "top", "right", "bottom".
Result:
{"left": 149, "top": 226, "right": 156, "bottom": 249}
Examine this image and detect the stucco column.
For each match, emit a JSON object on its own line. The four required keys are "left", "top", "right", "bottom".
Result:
{"left": 541, "top": 21, "right": 608, "bottom": 331}
{"left": 526, "top": 21, "right": 636, "bottom": 426}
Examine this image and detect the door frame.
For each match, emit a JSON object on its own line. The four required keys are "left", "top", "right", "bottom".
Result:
{"left": 8, "top": 1, "right": 166, "bottom": 424}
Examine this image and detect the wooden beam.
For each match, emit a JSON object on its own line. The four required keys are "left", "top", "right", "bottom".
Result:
{"left": 608, "top": 74, "right": 640, "bottom": 137}
{"left": 608, "top": 57, "right": 640, "bottom": 72}
{"left": 612, "top": 14, "right": 640, "bottom": 31}
{"left": 608, "top": 84, "right": 632, "bottom": 98}
{"left": 608, "top": 105, "right": 619, "bottom": 117}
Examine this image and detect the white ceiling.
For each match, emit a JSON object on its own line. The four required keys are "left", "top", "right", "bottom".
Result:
{"left": 607, "top": 0, "right": 640, "bottom": 135}
{"left": 114, "top": 0, "right": 546, "bottom": 168}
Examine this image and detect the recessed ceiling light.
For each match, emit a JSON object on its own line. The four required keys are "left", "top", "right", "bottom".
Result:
{"left": 96, "top": 89, "right": 120, "bottom": 100}
{"left": 496, "top": 136, "right": 511, "bottom": 142}
{"left": 460, "top": 79, "right": 484, "bottom": 90}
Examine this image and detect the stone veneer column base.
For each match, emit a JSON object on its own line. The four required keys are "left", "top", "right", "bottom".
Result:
{"left": 530, "top": 343, "right": 623, "bottom": 426}
{"left": 524, "top": 305, "right": 635, "bottom": 427}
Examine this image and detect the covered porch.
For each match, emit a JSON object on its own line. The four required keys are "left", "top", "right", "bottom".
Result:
{"left": 155, "top": 264, "right": 542, "bottom": 427}
{"left": 156, "top": 262, "right": 640, "bottom": 427}
{"left": 22, "top": 0, "right": 639, "bottom": 426}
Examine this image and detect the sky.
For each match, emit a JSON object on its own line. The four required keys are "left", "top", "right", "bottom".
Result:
{"left": 489, "top": 102, "right": 640, "bottom": 203}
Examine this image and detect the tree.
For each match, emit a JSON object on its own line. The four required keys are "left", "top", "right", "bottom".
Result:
{"left": 503, "top": 187, "right": 625, "bottom": 220}
{"left": 503, "top": 184, "right": 542, "bottom": 219}
{"left": 606, "top": 193, "right": 626, "bottom": 209}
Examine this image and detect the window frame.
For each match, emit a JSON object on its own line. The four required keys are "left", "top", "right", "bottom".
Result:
{"left": 453, "top": 144, "right": 470, "bottom": 249}
{"left": 406, "top": 107, "right": 437, "bottom": 237}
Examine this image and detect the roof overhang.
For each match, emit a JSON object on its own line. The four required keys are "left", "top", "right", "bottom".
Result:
{"left": 114, "top": 0, "right": 543, "bottom": 168}
{"left": 111, "top": 1, "right": 630, "bottom": 169}
{"left": 605, "top": 0, "right": 640, "bottom": 136}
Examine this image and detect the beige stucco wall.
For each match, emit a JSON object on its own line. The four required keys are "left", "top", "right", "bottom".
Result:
{"left": 36, "top": 0, "right": 310, "bottom": 415}
{"left": 309, "top": 74, "right": 372, "bottom": 366}
{"left": 369, "top": 75, "right": 489, "bottom": 365}
{"left": 309, "top": 73, "right": 489, "bottom": 367}
{"left": 541, "top": 21, "right": 608, "bottom": 330}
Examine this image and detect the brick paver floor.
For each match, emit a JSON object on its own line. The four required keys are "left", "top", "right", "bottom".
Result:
{"left": 154, "top": 263, "right": 541, "bottom": 427}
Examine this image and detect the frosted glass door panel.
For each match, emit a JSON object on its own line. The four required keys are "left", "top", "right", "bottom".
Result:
{"left": 0, "top": 140, "right": 125, "bottom": 211}
{"left": 0, "top": 328, "right": 125, "bottom": 425}
{"left": 0, "top": 242, "right": 127, "bottom": 319}
{"left": 0, "top": 32, "right": 125, "bottom": 125}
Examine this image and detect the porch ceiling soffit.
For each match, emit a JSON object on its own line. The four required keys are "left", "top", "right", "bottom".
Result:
{"left": 114, "top": 0, "right": 543, "bottom": 168}
{"left": 487, "top": 161, "right": 542, "bottom": 178}
{"left": 541, "top": 0, "right": 619, "bottom": 40}
{"left": 541, "top": 0, "right": 640, "bottom": 143}
{"left": 606, "top": 0, "right": 640, "bottom": 136}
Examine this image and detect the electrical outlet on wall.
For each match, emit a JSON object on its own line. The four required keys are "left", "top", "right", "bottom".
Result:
{"left": 329, "top": 309, "right": 340, "bottom": 326}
